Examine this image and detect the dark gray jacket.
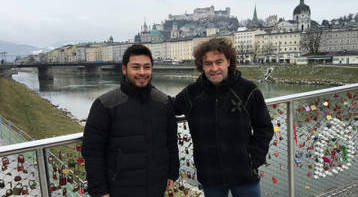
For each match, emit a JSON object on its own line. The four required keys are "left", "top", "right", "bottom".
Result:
{"left": 82, "top": 80, "right": 179, "bottom": 197}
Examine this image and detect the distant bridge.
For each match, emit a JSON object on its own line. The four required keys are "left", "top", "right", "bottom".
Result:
{"left": 2, "top": 61, "right": 121, "bottom": 68}
{"left": 0, "top": 62, "right": 196, "bottom": 80}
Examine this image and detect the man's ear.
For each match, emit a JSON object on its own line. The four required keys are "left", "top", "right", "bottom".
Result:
{"left": 121, "top": 64, "right": 126, "bottom": 75}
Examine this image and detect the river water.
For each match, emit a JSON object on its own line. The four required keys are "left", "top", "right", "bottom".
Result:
{"left": 12, "top": 69, "right": 330, "bottom": 120}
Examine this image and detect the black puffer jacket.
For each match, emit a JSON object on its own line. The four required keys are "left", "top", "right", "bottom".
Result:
{"left": 174, "top": 70, "right": 273, "bottom": 186}
{"left": 82, "top": 79, "right": 179, "bottom": 197}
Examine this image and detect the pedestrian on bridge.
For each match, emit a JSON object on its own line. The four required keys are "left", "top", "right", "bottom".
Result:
{"left": 82, "top": 44, "right": 179, "bottom": 197}
{"left": 174, "top": 38, "right": 274, "bottom": 197}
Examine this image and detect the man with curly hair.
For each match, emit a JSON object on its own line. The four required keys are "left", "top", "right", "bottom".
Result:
{"left": 174, "top": 38, "right": 273, "bottom": 197}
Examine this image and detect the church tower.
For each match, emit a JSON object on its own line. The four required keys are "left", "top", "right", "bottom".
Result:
{"left": 293, "top": 0, "right": 311, "bottom": 31}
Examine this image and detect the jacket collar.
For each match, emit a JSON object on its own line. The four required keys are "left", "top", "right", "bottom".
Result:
{"left": 120, "top": 76, "right": 152, "bottom": 102}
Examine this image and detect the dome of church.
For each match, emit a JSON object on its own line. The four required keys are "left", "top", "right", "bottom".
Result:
{"left": 293, "top": 0, "right": 310, "bottom": 15}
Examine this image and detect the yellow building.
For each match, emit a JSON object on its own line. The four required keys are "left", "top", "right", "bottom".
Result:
{"left": 168, "top": 39, "right": 193, "bottom": 61}
{"left": 255, "top": 31, "right": 302, "bottom": 63}
{"left": 47, "top": 48, "right": 62, "bottom": 63}
{"left": 63, "top": 45, "right": 77, "bottom": 63}
{"left": 85, "top": 47, "right": 102, "bottom": 62}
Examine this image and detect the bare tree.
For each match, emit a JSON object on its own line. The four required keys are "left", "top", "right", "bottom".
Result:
{"left": 252, "top": 43, "right": 259, "bottom": 63}
{"left": 300, "top": 29, "right": 323, "bottom": 55}
{"left": 262, "top": 42, "right": 274, "bottom": 63}
{"left": 236, "top": 44, "right": 248, "bottom": 64}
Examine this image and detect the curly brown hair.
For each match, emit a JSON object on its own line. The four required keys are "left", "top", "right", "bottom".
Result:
{"left": 193, "top": 38, "right": 237, "bottom": 72}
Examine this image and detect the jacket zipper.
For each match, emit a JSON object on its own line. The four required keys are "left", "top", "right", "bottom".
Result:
{"left": 215, "top": 98, "right": 227, "bottom": 184}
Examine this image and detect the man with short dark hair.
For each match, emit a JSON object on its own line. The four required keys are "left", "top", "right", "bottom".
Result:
{"left": 174, "top": 38, "right": 274, "bottom": 197}
{"left": 82, "top": 44, "right": 179, "bottom": 197}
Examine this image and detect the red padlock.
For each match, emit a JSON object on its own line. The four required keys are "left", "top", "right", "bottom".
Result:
{"left": 77, "top": 157, "right": 84, "bottom": 165}
{"left": 62, "top": 188, "right": 67, "bottom": 196}
{"left": 168, "top": 190, "right": 174, "bottom": 197}
{"left": 76, "top": 144, "right": 82, "bottom": 152}
{"left": 17, "top": 162, "right": 24, "bottom": 172}
{"left": 18, "top": 154, "right": 25, "bottom": 163}
{"left": 53, "top": 171, "right": 57, "bottom": 180}
{"left": 49, "top": 183, "right": 57, "bottom": 192}
{"left": 59, "top": 174, "right": 67, "bottom": 186}
{"left": 21, "top": 186, "right": 29, "bottom": 195}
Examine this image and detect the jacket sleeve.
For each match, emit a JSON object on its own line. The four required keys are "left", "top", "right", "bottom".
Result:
{"left": 82, "top": 99, "right": 111, "bottom": 197}
{"left": 247, "top": 88, "right": 274, "bottom": 169}
{"left": 167, "top": 98, "right": 179, "bottom": 181}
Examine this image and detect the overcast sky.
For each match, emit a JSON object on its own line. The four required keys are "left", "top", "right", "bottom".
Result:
{"left": 1, "top": 0, "right": 357, "bottom": 48}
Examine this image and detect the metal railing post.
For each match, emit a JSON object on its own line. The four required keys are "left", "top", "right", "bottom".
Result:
{"left": 287, "top": 101, "right": 295, "bottom": 197}
{"left": 0, "top": 114, "right": 2, "bottom": 138}
{"left": 36, "top": 148, "right": 50, "bottom": 197}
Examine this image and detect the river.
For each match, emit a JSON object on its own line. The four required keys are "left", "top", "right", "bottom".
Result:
{"left": 12, "top": 69, "right": 331, "bottom": 120}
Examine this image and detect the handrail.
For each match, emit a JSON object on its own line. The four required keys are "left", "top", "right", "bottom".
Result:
{"left": 0, "top": 132, "right": 82, "bottom": 157}
{"left": 265, "top": 83, "right": 358, "bottom": 105}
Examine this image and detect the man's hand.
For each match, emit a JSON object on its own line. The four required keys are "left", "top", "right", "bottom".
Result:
{"left": 166, "top": 179, "right": 174, "bottom": 190}
{"left": 101, "top": 194, "right": 110, "bottom": 197}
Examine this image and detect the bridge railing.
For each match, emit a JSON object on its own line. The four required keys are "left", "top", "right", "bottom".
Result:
{"left": 0, "top": 84, "right": 357, "bottom": 197}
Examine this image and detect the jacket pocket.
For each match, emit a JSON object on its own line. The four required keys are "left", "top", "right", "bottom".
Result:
{"left": 248, "top": 152, "right": 259, "bottom": 177}
{"left": 112, "top": 148, "right": 124, "bottom": 181}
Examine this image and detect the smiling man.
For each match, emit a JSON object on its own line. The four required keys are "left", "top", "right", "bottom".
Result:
{"left": 82, "top": 45, "right": 179, "bottom": 197}
{"left": 174, "top": 38, "right": 274, "bottom": 197}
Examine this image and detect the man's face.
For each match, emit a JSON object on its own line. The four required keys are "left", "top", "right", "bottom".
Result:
{"left": 122, "top": 55, "right": 152, "bottom": 88}
{"left": 202, "top": 50, "right": 230, "bottom": 86}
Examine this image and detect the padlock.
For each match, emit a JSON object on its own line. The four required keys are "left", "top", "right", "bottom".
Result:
{"left": 185, "top": 147, "right": 189, "bottom": 154}
{"left": 29, "top": 180, "right": 37, "bottom": 190}
{"left": 179, "top": 138, "right": 184, "bottom": 146}
{"left": 2, "top": 165, "right": 7, "bottom": 171}
{"left": 2, "top": 157, "right": 9, "bottom": 166}
{"left": 5, "top": 188, "right": 13, "bottom": 197}
{"left": 49, "top": 183, "right": 57, "bottom": 192}
{"left": 59, "top": 151, "right": 62, "bottom": 160}
{"left": 17, "top": 154, "right": 25, "bottom": 163}
{"left": 0, "top": 179, "right": 4, "bottom": 188}
{"left": 21, "top": 185, "right": 29, "bottom": 195}
{"left": 48, "top": 155, "right": 54, "bottom": 164}
{"left": 76, "top": 144, "right": 82, "bottom": 152}
{"left": 53, "top": 171, "right": 57, "bottom": 180}
{"left": 73, "top": 184, "right": 79, "bottom": 192}
{"left": 168, "top": 189, "right": 174, "bottom": 197}
{"left": 14, "top": 175, "right": 22, "bottom": 182}
{"left": 13, "top": 183, "right": 23, "bottom": 195}
{"left": 67, "top": 175, "right": 73, "bottom": 183}
{"left": 17, "top": 162, "right": 24, "bottom": 172}
{"left": 59, "top": 174, "right": 67, "bottom": 186}
{"left": 77, "top": 157, "right": 84, "bottom": 165}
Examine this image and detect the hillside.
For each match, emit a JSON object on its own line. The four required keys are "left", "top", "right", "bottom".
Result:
{"left": 0, "top": 77, "right": 82, "bottom": 140}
